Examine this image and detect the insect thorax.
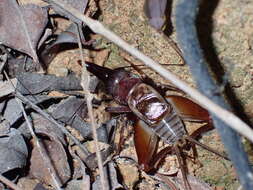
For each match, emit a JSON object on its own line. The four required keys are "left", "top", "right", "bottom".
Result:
{"left": 127, "top": 83, "right": 186, "bottom": 144}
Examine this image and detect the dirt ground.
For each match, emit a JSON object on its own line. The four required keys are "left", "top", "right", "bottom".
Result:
{"left": 19, "top": 0, "right": 253, "bottom": 189}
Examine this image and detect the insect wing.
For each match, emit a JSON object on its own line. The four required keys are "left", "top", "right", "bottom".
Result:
{"left": 166, "top": 95, "right": 210, "bottom": 122}
{"left": 134, "top": 119, "right": 158, "bottom": 172}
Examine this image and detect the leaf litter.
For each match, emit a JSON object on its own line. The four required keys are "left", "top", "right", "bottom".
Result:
{"left": 0, "top": 0, "right": 247, "bottom": 189}
{"left": 0, "top": 0, "right": 48, "bottom": 63}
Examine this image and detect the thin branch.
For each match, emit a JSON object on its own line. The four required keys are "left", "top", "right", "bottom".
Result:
{"left": 175, "top": 1, "right": 253, "bottom": 189}
{"left": 42, "top": 0, "right": 253, "bottom": 142}
{"left": 4, "top": 71, "right": 63, "bottom": 189}
{"left": 75, "top": 24, "right": 108, "bottom": 190}
{"left": 0, "top": 174, "right": 24, "bottom": 190}
{"left": 69, "top": 144, "right": 91, "bottom": 190}
{"left": 15, "top": 98, "right": 63, "bottom": 190}
{"left": 14, "top": 91, "right": 90, "bottom": 156}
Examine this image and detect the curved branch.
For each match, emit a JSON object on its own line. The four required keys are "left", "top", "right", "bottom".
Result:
{"left": 175, "top": 0, "right": 253, "bottom": 189}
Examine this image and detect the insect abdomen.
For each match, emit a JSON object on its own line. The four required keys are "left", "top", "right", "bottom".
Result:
{"left": 152, "top": 110, "right": 186, "bottom": 145}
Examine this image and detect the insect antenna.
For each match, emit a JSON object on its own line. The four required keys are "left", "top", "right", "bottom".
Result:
{"left": 123, "top": 63, "right": 185, "bottom": 69}
{"left": 122, "top": 57, "right": 147, "bottom": 80}
{"left": 122, "top": 57, "right": 184, "bottom": 94}
{"left": 186, "top": 136, "right": 229, "bottom": 161}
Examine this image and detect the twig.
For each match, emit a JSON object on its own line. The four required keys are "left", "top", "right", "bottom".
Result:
{"left": 0, "top": 174, "right": 23, "bottom": 190}
{"left": 4, "top": 71, "right": 63, "bottom": 189}
{"left": 75, "top": 24, "right": 108, "bottom": 190}
{"left": 42, "top": 0, "right": 253, "bottom": 143}
{"left": 14, "top": 91, "right": 90, "bottom": 156}
{"left": 15, "top": 98, "right": 63, "bottom": 190}
{"left": 69, "top": 146, "right": 91, "bottom": 190}
{"left": 175, "top": 0, "right": 253, "bottom": 190}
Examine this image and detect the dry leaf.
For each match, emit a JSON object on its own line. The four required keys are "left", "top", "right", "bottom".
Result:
{"left": 0, "top": 129, "right": 28, "bottom": 175}
{"left": 0, "top": 79, "right": 17, "bottom": 98}
{"left": 29, "top": 137, "right": 71, "bottom": 186}
{"left": 16, "top": 72, "right": 82, "bottom": 95}
{"left": 47, "top": 0, "right": 88, "bottom": 23}
{"left": 0, "top": 0, "right": 48, "bottom": 62}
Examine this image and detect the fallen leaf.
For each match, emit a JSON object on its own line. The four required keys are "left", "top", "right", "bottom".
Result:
{"left": 40, "top": 23, "right": 90, "bottom": 65}
{"left": 117, "top": 159, "right": 139, "bottom": 188}
{"left": 0, "top": 79, "right": 17, "bottom": 98}
{"left": 0, "top": 45, "right": 8, "bottom": 72}
{"left": 2, "top": 98, "right": 23, "bottom": 126}
{"left": 65, "top": 179, "right": 87, "bottom": 190}
{"left": 175, "top": 171, "right": 213, "bottom": 190}
{"left": 143, "top": 0, "right": 167, "bottom": 30}
{"left": 0, "top": 0, "right": 48, "bottom": 62}
{"left": 47, "top": 0, "right": 88, "bottom": 23}
{"left": 18, "top": 177, "right": 44, "bottom": 190}
{"left": 51, "top": 98, "right": 116, "bottom": 142}
{"left": 19, "top": 113, "right": 66, "bottom": 145}
{"left": 82, "top": 146, "right": 114, "bottom": 169}
{"left": 3, "top": 95, "right": 63, "bottom": 128}
{"left": 16, "top": 72, "right": 82, "bottom": 95}
{"left": 6, "top": 56, "right": 36, "bottom": 78}
{"left": 47, "top": 23, "right": 88, "bottom": 47}
{"left": 0, "top": 119, "right": 11, "bottom": 136}
{"left": 0, "top": 129, "right": 28, "bottom": 176}
{"left": 50, "top": 96, "right": 87, "bottom": 123}
{"left": 29, "top": 136, "right": 71, "bottom": 186}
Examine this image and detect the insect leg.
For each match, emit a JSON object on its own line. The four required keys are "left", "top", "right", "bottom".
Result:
{"left": 105, "top": 105, "right": 132, "bottom": 113}
{"left": 174, "top": 145, "right": 191, "bottom": 190}
{"left": 186, "top": 136, "right": 229, "bottom": 161}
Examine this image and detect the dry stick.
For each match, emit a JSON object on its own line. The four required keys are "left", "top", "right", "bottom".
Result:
{"left": 43, "top": 0, "right": 253, "bottom": 143}
{"left": 69, "top": 146, "right": 91, "bottom": 190}
{"left": 0, "top": 174, "right": 24, "bottom": 190}
{"left": 3, "top": 71, "right": 63, "bottom": 189}
{"left": 75, "top": 24, "right": 108, "bottom": 190}
{"left": 13, "top": 90, "right": 90, "bottom": 157}
{"left": 15, "top": 98, "right": 63, "bottom": 190}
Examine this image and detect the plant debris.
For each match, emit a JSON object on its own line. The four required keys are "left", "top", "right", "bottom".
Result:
{"left": 0, "top": 129, "right": 28, "bottom": 177}
{"left": 0, "top": 0, "right": 250, "bottom": 189}
{"left": 0, "top": 0, "right": 48, "bottom": 63}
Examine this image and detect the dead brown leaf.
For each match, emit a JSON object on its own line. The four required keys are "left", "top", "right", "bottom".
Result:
{"left": 0, "top": 0, "right": 48, "bottom": 62}
{"left": 29, "top": 136, "right": 71, "bottom": 186}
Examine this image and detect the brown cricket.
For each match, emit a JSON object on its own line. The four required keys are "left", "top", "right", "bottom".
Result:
{"left": 86, "top": 61, "right": 229, "bottom": 190}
